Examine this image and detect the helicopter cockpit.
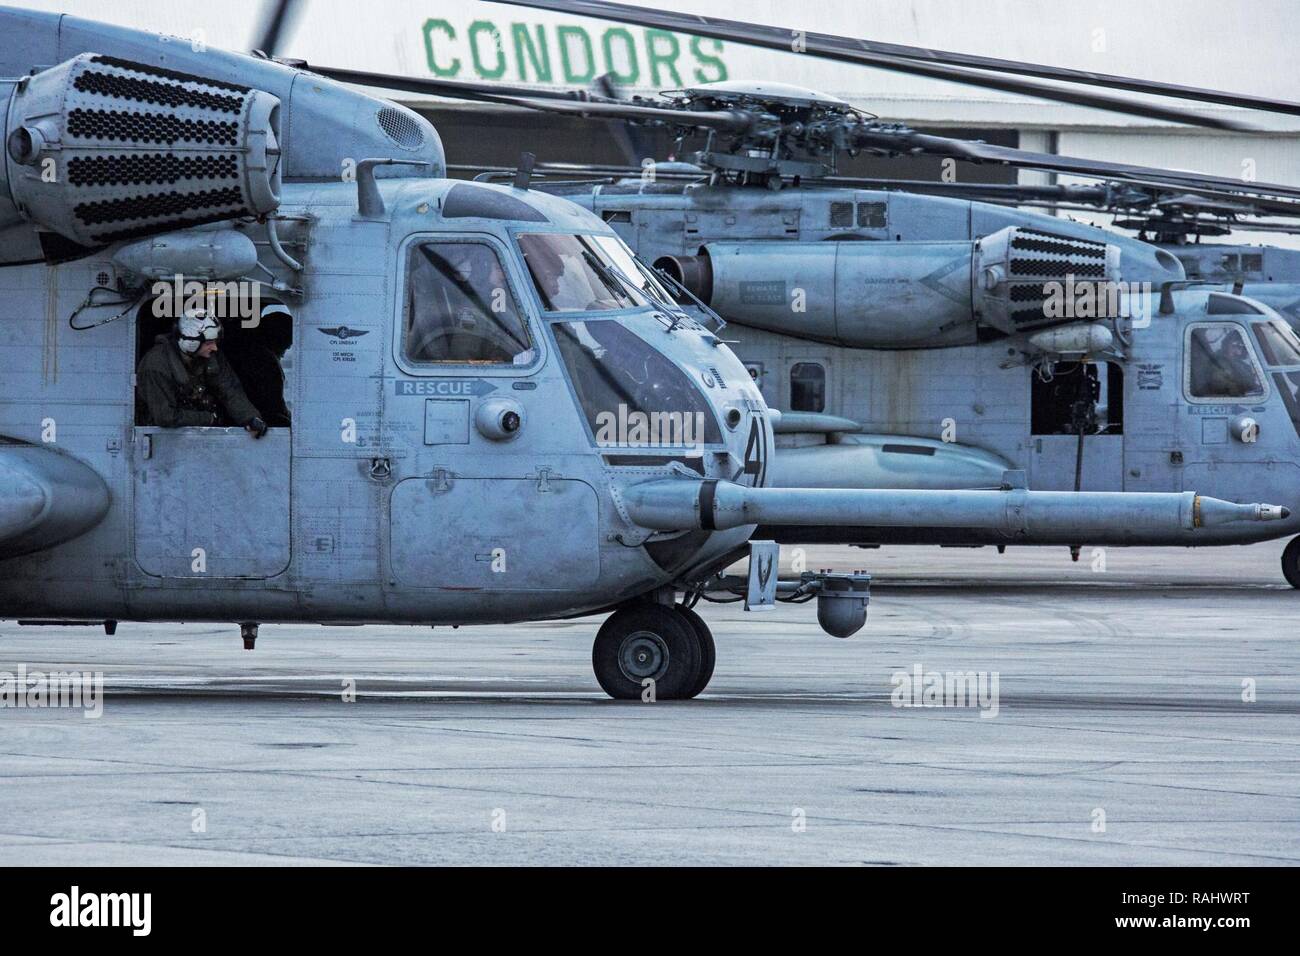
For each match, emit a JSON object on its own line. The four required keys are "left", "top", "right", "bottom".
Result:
{"left": 379, "top": 181, "right": 766, "bottom": 603}
{"left": 513, "top": 230, "right": 728, "bottom": 456}
{"left": 403, "top": 241, "right": 535, "bottom": 366}
{"left": 398, "top": 224, "right": 729, "bottom": 461}
{"left": 552, "top": 318, "right": 724, "bottom": 453}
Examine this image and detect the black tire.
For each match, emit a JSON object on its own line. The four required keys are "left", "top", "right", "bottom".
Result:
{"left": 593, "top": 603, "right": 701, "bottom": 700}
{"left": 675, "top": 603, "right": 716, "bottom": 699}
{"left": 1283, "top": 537, "right": 1300, "bottom": 589}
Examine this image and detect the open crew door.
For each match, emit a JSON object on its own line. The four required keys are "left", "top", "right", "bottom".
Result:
{"left": 129, "top": 298, "right": 294, "bottom": 580}
{"left": 1029, "top": 360, "right": 1124, "bottom": 491}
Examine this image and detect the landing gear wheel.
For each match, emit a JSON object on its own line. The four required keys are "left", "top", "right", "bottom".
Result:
{"left": 1283, "top": 537, "right": 1300, "bottom": 589}
{"left": 593, "top": 603, "right": 700, "bottom": 700}
{"left": 675, "top": 603, "right": 716, "bottom": 699}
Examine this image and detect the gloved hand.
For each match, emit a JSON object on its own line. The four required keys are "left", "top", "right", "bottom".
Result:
{"left": 245, "top": 416, "right": 268, "bottom": 438}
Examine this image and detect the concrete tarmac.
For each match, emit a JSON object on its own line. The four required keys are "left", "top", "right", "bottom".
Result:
{"left": 1, "top": 541, "right": 1297, "bottom": 865}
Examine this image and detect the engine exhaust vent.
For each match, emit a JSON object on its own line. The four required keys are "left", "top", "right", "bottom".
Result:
{"left": 4, "top": 53, "right": 281, "bottom": 246}
{"left": 975, "top": 226, "right": 1120, "bottom": 334}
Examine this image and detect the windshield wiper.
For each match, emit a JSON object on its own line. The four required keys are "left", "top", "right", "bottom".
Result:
{"left": 627, "top": 256, "right": 695, "bottom": 320}
{"left": 581, "top": 249, "right": 650, "bottom": 309}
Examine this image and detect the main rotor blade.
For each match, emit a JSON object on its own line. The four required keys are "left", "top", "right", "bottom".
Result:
{"left": 817, "top": 177, "right": 1123, "bottom": 206}
{"left": 854, "top": 127, "right": 1300, "bottom": 203}
{"left": 1183, "top": 220, "right": 1300, "bottom": 236}
{"left": 838, "top": 177, "right": 1300, "bottom": 220}
{"left": 310, "top": 66, "right": 608, "bottom": 103}
{"left": 489, "top": 95, "right": 746, "bottom": 128}
{"left": 252, "top": 0, "right": 299, "bottom": 56}
{"left": 495, "top": 1, "right": 1256, "bottom": 130}
{"left": 867, "top": 42, "right": 1300, "bottom": 119}
{"left": 595, "top": 73, "right": 657, "bottom": 167}
{"left": 449, "top": 161, "right": 707, "bottom": 183}
{"left": 309, "top": 65, "right": 752, "bottom": 130}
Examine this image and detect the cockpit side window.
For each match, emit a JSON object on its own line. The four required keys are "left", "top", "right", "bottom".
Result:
{"left": 552, "top": 319, "right": 722, "bottom": 448}
{"left": 403, "top": 241, "right": 534, "bottom": 365}
{"left": 1186, "top": 322, "right": 1266, "bottom": 400}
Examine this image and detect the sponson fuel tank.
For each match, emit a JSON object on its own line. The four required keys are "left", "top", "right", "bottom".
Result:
{"left": 0, "top": 439, "right": 110, "bottom": 558}
{"left": 656, "top": 225, "right": 1121, "bottom": 348}
{"left": 768, "top": 435, "right": 1011, "bottom": 491}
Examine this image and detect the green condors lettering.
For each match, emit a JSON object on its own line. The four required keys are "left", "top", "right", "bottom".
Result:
{"left": 601, "top": 27, "right": 639, "bottom": 84}
{"left": 557, "top": 25, "right": 596, "bottom": 83}
{"left": 691, "top": 35, "right": 727, "bottom": 83}
{"left": 469, "top": 20, "right": 506, "bottom": 79}
{"left": 422, "top": 19, "right": 459, "bottom": 77}
{"left": 645, "top": 30, "right": 682, "bottom": 87}
{"left": 512, "top": 23, "right": 552, "bottom": 82}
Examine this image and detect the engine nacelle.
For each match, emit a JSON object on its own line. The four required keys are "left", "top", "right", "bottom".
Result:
{"left": 3, "top": 53, "right": 281, "bottom": 248}
{"left": 656, "top": 226, "right": 1121, "bottom": 349}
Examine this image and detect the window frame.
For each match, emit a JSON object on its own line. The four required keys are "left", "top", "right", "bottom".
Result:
{"left": 1182, "top": 320, "right": 1270, "bottom": 404}
{"left": 789, "top": 360, "right": 828, "bottom": 413}
{"left": 393, "top": 231, "right": 542, "bottom": 378}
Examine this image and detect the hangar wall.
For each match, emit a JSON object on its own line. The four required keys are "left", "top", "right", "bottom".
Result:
{"left": 14, "top": 0, "right": 1300, "bottom": 245}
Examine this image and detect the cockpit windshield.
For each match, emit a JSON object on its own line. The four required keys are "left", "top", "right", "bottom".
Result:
{"left": 516, "top": 233, "right": 676, "bottom": 313}
{"left": 552, "top": 319, "right": 722, "bottom": 449}
{"left": 590, "top": 234, "right": 677, "bottom": 304}
{"left": 1253, "top": 319, "right": 1300, "bottom": 367}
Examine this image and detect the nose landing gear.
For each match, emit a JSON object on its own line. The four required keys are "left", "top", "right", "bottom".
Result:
{"left": 592, "top": 602, "right": 715, "bottom": 700}
{"left": 1282, "top": 537, "right": 1300, "bottom": 589}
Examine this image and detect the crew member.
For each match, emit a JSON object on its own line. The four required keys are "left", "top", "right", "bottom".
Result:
{"left": 136, "top": 310, "right": 267, "bottom": 436}
{"left": 222, "top": 301, "right": 292, "bottom": 427}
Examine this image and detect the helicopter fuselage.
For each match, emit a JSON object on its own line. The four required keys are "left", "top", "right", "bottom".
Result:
{"left": 0, "top": 178, "right": 766, "bottom": 623}
{"left": 547, "top": 179, "right": 1300, "bottom": 548}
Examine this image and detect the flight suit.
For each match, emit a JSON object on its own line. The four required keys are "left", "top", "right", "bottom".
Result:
{"left": 222, "top": 340, "right": 291, "bottom": 427}
{"left": 136, "top": 333, "right": 261, "bottom": 428}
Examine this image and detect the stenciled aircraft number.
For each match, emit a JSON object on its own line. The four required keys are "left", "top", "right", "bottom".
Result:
{"left": 742, "top": 414, "right": 768, "bottom": 487}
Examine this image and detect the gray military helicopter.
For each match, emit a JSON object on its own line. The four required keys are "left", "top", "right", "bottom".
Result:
{"left": 0, "top": 2, "right": 1292, "bottom": 700}
{"left": 332, "top": 0, "right": 1300, "bottom": 587}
